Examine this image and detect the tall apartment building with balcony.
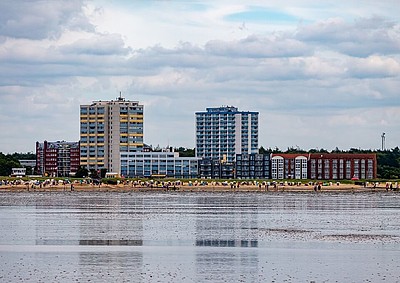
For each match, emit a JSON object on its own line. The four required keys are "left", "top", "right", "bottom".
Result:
{"left": 80, "top": 96, "right": 144, "bottom": 174}
{"left": 195, "top": 106, "right": 259, "bottom": 163}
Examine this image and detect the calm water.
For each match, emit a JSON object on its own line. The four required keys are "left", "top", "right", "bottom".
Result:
{"left": 0, "top": 191, "right": 399, "bottom": 282}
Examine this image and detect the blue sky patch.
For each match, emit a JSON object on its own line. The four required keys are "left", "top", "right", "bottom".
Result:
{"left": 226, "top": 7, "right": 298, "bottom": 23}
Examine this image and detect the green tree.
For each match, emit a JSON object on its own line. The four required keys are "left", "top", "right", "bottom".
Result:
{"left": 89, "top": 169, "right": 100, "bottom": 179}
{"left": 175, "top": 147, "right": 195, "bottom": 157}
{"left": 75, "top": 166, "right": 89, "bottom": 178}
{"left": 377, "top": 148, "right": 400, "bottom": 178}
{"left": 0, "top": 152, "right": 21, "bottom": 176}
{"left": 285, "top": 146, "right": 307, "bottom": 154}
{"left": 259, "top": 146, "right": 268, "bottom": 154}
{"left": 100, "top": 168, "right": 107, "bottom": 178}
{"left": 11, "top": 152, "right": 36, "bottom": 160}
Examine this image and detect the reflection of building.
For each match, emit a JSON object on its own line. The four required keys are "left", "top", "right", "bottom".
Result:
{"left": 309, "top": 153, "right": 377, "bottom": 180}
{"left": 195, "top": 106, "right": 259, "bottom": 163}
{"left": 36, "top": 140, "right": 80, "bottom": 177}
{"left": 80, "top": 96, "right": 144, "bottom": 174}
{"left": 195, "top": 196, "right": 259, "bottom": 281}
{"left": 236, "top": 153, "right": 270, "bottom": 179}
{"left": 271, "top": 154, "right": 308, "bottom": 179}
{"left": 120, "top": 151, "right": 199, "bottom": 178}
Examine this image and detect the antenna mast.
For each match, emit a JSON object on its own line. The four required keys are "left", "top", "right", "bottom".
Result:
{"left": 381, "top": 132, "right": 386, "bottom": 151}
{"left": 117, "top": 91, "right": 124, "bottom": 101}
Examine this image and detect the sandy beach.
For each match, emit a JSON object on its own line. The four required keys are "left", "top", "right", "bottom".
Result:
{"left": 0, "top": 181, "right": 396, "bottom": 193}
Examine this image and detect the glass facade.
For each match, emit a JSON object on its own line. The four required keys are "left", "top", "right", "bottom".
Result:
{"left": 120, "top": 152, "right": 199, "bottom": 178}
{"left": 235, "top": 153, "right": 270, "bottom": 179}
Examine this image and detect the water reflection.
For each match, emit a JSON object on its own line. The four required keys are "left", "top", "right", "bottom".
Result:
{"left": 194, "top": 195, "right": 260, "bottom": 281}
{"left": 35, "top": 239, "right": 143, "bottom": 246}
{"left": 196, "top": 239, "right": 258, "bottom": 247}
{"left": 0, "top": 192, "right": 400, "bottom": 282}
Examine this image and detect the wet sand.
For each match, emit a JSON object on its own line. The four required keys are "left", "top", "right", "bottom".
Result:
{"left": 0, "top": 191, "right": 399, "bottom": 282}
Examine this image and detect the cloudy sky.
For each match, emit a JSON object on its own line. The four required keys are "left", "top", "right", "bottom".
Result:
{"left": 1, "top": 0, "right": 399, "bottom": 153}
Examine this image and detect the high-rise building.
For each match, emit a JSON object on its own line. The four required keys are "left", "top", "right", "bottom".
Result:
{"left": 195, "top": 106, "right": 259, "bottom": 162}
{"left": 36, "top": 140, "right": 80, "bottom": 177}
{"left": 80, "top": 96, "right": 144, "bottom": 174}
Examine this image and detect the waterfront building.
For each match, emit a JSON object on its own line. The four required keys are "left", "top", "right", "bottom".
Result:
{"left": 198, "top": 159, "right": 213, "bottom": 178}
{"left": 198, "top": 158, "right": 235, "bottom": 179}
{"left": 271, "top": 154, "right": 308, "bottom": 179}
{"left": 11, "top": 168, "right": 26, "bottom": 177}
{"left": 80, "top": 96, "right": 144, "bottom": 174}
{"left": 18, "top": 160, "right": 36, "bottom": 168}
{"left": 195, "top": 106, "right": 259, "bottom": 163}
{"left": 120, "top": 151, "right": 199, "bottom": 178}
{"left": 236, "top": 153, "right": 271, "bottom": 179}
{"left": 308, "top": 153, "right": 377, "bottom": 180}
{"left": 35, "top": 140, "right": 80, "bottom": 177}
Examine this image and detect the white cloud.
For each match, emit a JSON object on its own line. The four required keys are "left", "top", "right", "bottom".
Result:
{"left": 205, "top": 35, "right": 311, "bottom": 58}
{"left": 0, "top": 1, "right": 399, "bottom": 153}
{"left": 346, "top": 56, "right": 400, "bottom": 78}
{"left": 60, "top": 33, "right": 131, "bottom": 55}
{"left": 0, "top": 0, "right": 93, "bottom": 40}
{"left": 296, "top": 16, "right": 400, "bottom": 56}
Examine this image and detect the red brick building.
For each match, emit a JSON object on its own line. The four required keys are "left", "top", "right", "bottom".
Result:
{"left": 271, "top": 153, "right": 309, "bottom": 179}
{"left": 308, "top": 153, "right": 377, "bottom": 180}
{"left": 36, "top": 141, "right": 80, "bottom": 177}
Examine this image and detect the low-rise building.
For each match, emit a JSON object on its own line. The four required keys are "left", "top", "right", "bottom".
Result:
{"left": 236, "top": 153, "right": 270, "bottom": 179}
{"left": 271, "top": 154, "right": 309, "bottom": 179}
{"left": 308, "top": 153, "right": 377, "bottom": 180}
{"left": 11, "top": 168, "right": 26, "bottom": 177}
{"left": 18, "top": 160, "right": 36, "bottom": 168}
{"left": 120, "top": 151, "right": 199, "bottom": 178}
{"left": 198, "top": 158, "right": 235, "bottom": 179}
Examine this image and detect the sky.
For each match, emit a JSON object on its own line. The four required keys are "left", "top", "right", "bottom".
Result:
{"left": 0, "top": 0, "right": 399, "bottom": 153}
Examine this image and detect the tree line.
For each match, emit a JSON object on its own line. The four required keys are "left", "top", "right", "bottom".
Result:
{"left": 0, "top": 152, "right": 36, "bottom": 176}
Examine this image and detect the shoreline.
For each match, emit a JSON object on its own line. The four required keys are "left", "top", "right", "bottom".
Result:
{"left": 0, "top": 183, "right": 396, "bottom": 193}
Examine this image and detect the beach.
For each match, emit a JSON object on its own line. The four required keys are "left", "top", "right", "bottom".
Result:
{"left": 0, "top": 179, "right": 397, "bottom": 193}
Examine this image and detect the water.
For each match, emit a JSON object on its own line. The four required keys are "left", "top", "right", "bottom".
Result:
{"left": 0, "top": 191, "right": 399, "bottom": 282}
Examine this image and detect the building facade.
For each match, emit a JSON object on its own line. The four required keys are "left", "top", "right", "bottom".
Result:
{"left": 120, "top": 151, "right": 199, "bottom": 178}
{"left": 18, "top": 160, "right": 36, "bottom": 168}
{"left": 271, "top": 154, "right": 308, "bottom": 179}
{"left": 308, "top": 153, "right": 377, "bottom": 180}
{"left": 11, "top": 168, "right": 26, "bottom": 177}
{"left": 80, "top": 96, "right": 144, "bottom": 174}
{"left": 198, "top": 159, "right": 235, "bottom": 179}
{"left": 235, "top": 153, "right": 270, "bottom": 179}
{"left": 195, "top": 106, "right": 258, "bottom": 163}
{"left": 36, "top": 141, "right": 80, "bottom": 177}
